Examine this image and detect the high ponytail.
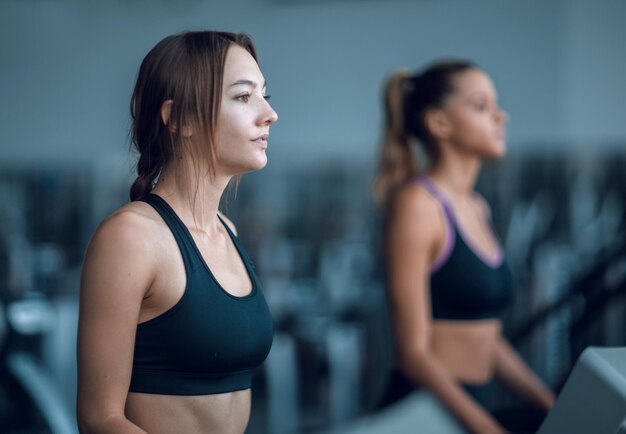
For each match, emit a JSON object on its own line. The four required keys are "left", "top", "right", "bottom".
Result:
{"left": 372, "top": 60, "right": 478, "bottom": 211}
{"left": 372, "top": 70, "right": 419, "bottom": 210}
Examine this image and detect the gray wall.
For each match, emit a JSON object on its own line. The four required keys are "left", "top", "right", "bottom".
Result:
{"left": 561, "top": 1, "right": 626, "bottom": 145}
{"left": 1, "top": 0, "right": 625, "bottom": 169}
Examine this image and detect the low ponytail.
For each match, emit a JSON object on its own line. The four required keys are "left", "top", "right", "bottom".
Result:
{"left": 129, "top": 146, "right": 163, "bottom": 201}
{"left": 372, "top": 69, "right": 419, "bottom": 210}
{"left": 128, "top": 54, "right": 169, "bottom": 202}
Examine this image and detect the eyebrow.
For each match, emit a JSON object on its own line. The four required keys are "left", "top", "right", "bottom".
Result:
{"left": 228, "top": 79, "right": 267, "bottom": 89}
{"left": 465, "top": 91, "right": 497, "bottom": 101}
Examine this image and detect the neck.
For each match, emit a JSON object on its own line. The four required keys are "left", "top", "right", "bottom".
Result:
{"left": 152, "top": 159, "right": 231, "bottom": 232}
{"left": 427, "top": 145, "right": 482, "bottom": 197}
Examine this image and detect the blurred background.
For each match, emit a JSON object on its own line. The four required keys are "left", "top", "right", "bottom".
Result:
{"left": 1, "top": 0, "right": 626, "bottom": 433}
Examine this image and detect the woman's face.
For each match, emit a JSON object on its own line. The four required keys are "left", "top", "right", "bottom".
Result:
{"left": 214, "top": 45, "right": 278, "bottom": 175}
{"left": 442, "top": 68, "right": 507, "bottom": 159}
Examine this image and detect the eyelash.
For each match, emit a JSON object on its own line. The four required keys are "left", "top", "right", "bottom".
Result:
{"left": 475, "top": 102, "right": 488, "bottom": 111}
{"left": 235, "top": 94, "right": 272, "bottom": 103}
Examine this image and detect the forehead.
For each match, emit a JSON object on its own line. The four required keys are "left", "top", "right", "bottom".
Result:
{"left": 451, "top": 69, "right": 497, "bottom": 98}
{"left": 223, "top": 45, "right": 264, "bottom": 84}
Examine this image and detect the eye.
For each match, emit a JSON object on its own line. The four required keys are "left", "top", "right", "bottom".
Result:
{"left": 474, "top": 102, "right": 488, "bottom": 111}
{"left": 263, "top": 94, "right": 272, "bottom": 101}
{"left": 236, "top": 94, "right": 251, "bottom": 103}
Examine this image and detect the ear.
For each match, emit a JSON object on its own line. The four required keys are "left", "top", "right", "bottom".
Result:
{"left": 160, "top": 100, "right": 193, "bottom": 138}
{"left": 425, "top": 109, "right": 452, "bottom": 141}
{"left": 160, "top": 100, "right": 174, "bottom": 130}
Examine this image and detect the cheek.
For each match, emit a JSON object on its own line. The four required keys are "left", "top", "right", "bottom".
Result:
{"left": 216, "top": 112, "right": 245, "bottom": 143}
{"left": 449, "top": 113, "right": 479, "bottom": 140}
{"left": 457, "top": 113, "right": 491, "bottom": 138}
{"left": 449, "top": 114, "right": 497, "bottom": 153}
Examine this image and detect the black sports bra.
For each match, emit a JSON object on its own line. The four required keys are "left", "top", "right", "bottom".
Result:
{"left": 129, "top": 194, "right": 274, "bottom": 395}
{"left": 416, "top": 177, "right": 515, "bottom": 320}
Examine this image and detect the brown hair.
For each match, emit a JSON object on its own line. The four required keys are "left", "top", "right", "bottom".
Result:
{"left": 372, "top": 60, "right": 477, "bottom": 210}
{"left": 129, "top": 30, "right": 258, "bottom": 201}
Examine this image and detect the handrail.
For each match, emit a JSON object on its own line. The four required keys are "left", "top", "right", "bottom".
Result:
{"left": 510, "top": 236, "right": 626, "bottom": 344}
{"left": 6, "top": 352, "right": 78, "bottom": 434}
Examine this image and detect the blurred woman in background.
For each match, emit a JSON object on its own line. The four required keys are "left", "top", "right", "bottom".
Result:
{"left": 77, "top": 30, "right": 277, "bottom": 434}
{"left": 373, "top": 61, "right": 555, "bottom": 434}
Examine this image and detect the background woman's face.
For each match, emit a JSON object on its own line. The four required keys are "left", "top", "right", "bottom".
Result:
{"left": 443, "top": 68, "right": 508, "bottom": 159}
{"left": 214, "top": 45, "right": 278, "bottom": 176}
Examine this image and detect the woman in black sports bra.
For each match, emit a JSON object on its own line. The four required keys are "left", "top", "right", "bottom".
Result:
{"left": 77, "top": 31, "right": 277, "bottom": 434}
{"left": 373, "top": 61, "right": 555, "bottom": 433}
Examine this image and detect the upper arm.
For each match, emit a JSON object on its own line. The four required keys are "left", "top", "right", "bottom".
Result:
{"left": 77, "top": 211, "right": 156, "bottom": 425}
{"left": 386, "top": 186, "right": 444, "bottom": 363}
{"left": 217, "top": 211, "right": 238, "bottom": 236}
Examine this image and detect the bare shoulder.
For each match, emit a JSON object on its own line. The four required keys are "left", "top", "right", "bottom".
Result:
{"left": 391, "top": 182, "right": 444, "bottom": 228}
{"left": 217, "top": 211, "right": 238, "bottom": 236}
{"left": 82, "top": 201, "right": 164, "bottom": 293}
{"left": 90, "top": 201, "right": 162, "bottom": 251}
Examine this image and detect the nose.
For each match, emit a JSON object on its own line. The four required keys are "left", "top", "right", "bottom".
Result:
{"left": 495, "top": 106, "right": 508, "bottom": 124}
{"left": 259, "top": 99, "right": 278, "bottom": 126}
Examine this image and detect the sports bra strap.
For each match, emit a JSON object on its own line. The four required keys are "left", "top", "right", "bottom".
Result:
{"left": 140, "top": 193, "right": 197, "bottom": 272}
{"left": 413, "top": 176, "right": 456, "bottom": 224}
{"left": 216, "top": 214, "right": 255, "bottom": 268}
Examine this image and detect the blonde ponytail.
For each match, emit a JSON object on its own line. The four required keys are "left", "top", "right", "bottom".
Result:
{"left": 372, "top": 69, "right": 419, "bottom": 210}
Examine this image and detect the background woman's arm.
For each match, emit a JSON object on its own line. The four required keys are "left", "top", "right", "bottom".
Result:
{"left": 493, "top": 337, "right": 556, "bottom": 412}
{"left": 474, "top": 194, "right": 556, "bottom": 412}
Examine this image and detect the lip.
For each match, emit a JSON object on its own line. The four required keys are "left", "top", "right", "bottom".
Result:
{"left": 252, "top": 133, "right": 269, "bottom": 148}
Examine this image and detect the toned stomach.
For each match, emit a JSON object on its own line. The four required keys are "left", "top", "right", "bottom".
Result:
{"left": 125, "top": 389, "right": 251, "bottom": 434}
{"left": 431, "top": 319, "right": 501, "bottom": 385}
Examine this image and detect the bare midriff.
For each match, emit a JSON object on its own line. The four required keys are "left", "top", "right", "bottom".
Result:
{"left": 431, "top": 319, "right": 501, "bottom": 385}
{"left": 125, "top": 389, "right": 251, "bottom": 434}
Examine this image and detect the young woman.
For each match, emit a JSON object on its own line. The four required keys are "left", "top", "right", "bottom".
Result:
{"left": 77, "top": 31, "right": 277, "bottom": 434}
{"left": 373, "top": 61, "right": 555, "bottom": 434}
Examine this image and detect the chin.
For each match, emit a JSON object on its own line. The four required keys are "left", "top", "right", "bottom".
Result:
{"left": 241, "top": 156, "right": 268, "bottom": 174}
{"left": 255, "top": 153, "right": 268, "bottom": 169}
{"left": 477, "top": 146, "right": 505, "bottom": 161}
{"left": 489, "top": 147, "right": 506, "bottom": 160}
{"left": 255, "top": 159, "right": 268, "bottom": 171}
{"left": 485, "top": 138, "right": 506, "bottom": 159}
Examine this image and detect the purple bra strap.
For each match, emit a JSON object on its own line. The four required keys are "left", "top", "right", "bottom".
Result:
{"left": 413, "top": 176, "right": 457, "bottom": 222}
{"left": 414, "top": 176, "right": 504, "bottom": 269}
